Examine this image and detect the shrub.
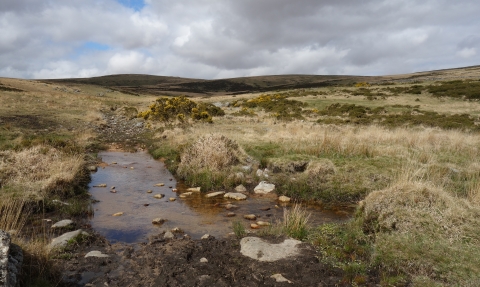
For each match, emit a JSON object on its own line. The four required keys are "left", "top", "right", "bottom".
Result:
{"left": 138, "top": 96, "right": 224, "bottom": 123}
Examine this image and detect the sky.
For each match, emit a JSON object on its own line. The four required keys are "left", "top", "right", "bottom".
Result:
{"left": 1, "top": 0, "right": 479, "bottom": 80}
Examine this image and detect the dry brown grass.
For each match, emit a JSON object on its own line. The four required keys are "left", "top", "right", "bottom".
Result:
{"left": 0, "top": 145, "right": 85, "bottom": 199}
{"left": 177, "top": 133, "right": 248, "bottom": 182}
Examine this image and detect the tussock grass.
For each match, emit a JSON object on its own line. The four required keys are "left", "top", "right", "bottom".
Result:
{"left": 361, "top": 180, "right": 480, "bottom": 285}
{"left": 282, "top": 204, "right": 311, "bottom": 240}
{"left": 176, "top": 134, "right": 248, "bottom": 190}
{"left": 0, "top": 145, "right": 85, "bottom": 199}
{"left": 0, "top": 197, "right": 31, "bottom": 233}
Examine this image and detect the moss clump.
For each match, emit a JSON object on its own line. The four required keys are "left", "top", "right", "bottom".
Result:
{"left": 138, "top": 96, "right": 224, "bottom": 123}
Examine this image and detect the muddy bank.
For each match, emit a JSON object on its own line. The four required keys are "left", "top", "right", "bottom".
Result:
{"left": 59, "top": 231, "right": 355, "bottom": 287}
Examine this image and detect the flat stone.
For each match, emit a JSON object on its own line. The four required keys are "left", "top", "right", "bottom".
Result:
{"left": 146, "top": 190, "right": 153, "bottom": 193}
{"left": 234, "top": 185, "right": 247, "bottom": 193}
{"left": 179, "top": 192, "right": 192, "bottom": 198}
{"left": 154, "top": 183, "right": 165, "bottom": 186}
{"left": 187, "top": 187, "right": 201, "bottom": 192}
{"left": 256, "top": 221, "right": 271, "bottom": 226}
{"left": 206, "top": 191, "right": 225, "bottom": 198}
{"left": 200, "top": 257, "right": 208, "bottom": 263}
{"left": 254, "top": 181, "right": 275, "bottom": 194}
{"left": 240, "top": 237, "right": 302, "bottom": 262}
{"left": 169, "top": 197, "right": 176, "bottom": 202}
{"left": 201, "top": 234, "right": 210, "bottom": 240}
{"left": 164, "top": 231, "right": 174, "bottom": 239}
{"left": 154, "top": 194, "right": 165, "bottom": 199}
{"left": 225, "top": 204, "right": 238, "bottom": 210}
{"left": 250, "top": 224, "right": 260, "bottom": 229}
{"left": 244, "top": 214, "right": 256, "bottom": 220}
{"left": 278, "top": 195, "right": 291, "bottom": 202}
{"left": 152, "top": 218, "right": 166, "bottom": 225}
{"left": 271, "top": 274, "right": 293, "bottom": 283}
{"left": 224, "top": 192, "right": 247, "bottom": 200}
{"left": 49, "top": 230, "right": 89, "bottom": 249}
{"left": 226, "top": 212, "right": 236, "bottom": 217}
{"left": 51, "top": 219, "right": 74, "bottom": 229}
{"left": 112, "top": 212, "right": 123, "bottom": 216}
{"left": 85, "top": 251, "right": 109, "bottom": 258}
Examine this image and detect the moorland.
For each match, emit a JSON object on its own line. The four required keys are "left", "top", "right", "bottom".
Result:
{"left": 1, "top": 65, "right": 480, "bottom": 286}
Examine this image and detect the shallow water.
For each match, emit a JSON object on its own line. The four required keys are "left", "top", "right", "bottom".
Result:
{"left": 88, "top": 151, "right": 352, "bottom": 243}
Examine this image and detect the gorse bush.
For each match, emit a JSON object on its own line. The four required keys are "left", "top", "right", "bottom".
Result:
{"left": 138, "top": 96, "right": 224, "bottom": 123}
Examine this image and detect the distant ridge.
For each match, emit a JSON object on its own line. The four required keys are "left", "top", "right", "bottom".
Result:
{"left": 43, "top": 65, "right": 480, "bottom": 96}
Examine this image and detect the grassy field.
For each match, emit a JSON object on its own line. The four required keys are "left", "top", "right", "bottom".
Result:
{"left": 2, "top": 69, "right": 480, "bottom": 285}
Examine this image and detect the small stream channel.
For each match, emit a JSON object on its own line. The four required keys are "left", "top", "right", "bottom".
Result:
{"left": 88, "top": 151, "right": 352, "bottom": 243}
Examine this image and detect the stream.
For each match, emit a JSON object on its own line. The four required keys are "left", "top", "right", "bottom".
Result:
{"left": 88, "top": 151, "right": 352, "bottom": 243}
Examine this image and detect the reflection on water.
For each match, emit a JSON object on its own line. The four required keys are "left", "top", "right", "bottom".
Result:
{"left": 89, "top": 151, "right": 352, "bottom": 243}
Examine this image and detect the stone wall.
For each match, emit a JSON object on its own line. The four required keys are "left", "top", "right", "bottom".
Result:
{"left": 0, "top": 230, "right": 23, "bottom": 287}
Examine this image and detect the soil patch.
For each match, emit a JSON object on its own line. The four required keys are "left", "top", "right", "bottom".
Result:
{"left": 58, "top": 232, "right": 349, "bottom": 287}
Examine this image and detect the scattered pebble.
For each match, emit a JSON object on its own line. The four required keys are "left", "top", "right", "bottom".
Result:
{"left": 257, "top": 221, "right": 271, "bottom": 226}
{"left": 169, "top": 197, "right": 176, "bottom": 202}
{"left": 226, "top": 212, "right": 236, "bottom": 217}
{"left": 154, "top": 194, "right": 165, "bottom": 199}
{"left": 201, "top": 234, "right": 210, "bottom": 240}
{"left": 147, "top": 190, "right": 153, "bottom": 193}
{"left": 270, "top": 274, "right": 292, "bottom": 283}
{"left": 187, "top": 187, "right": 201, "bottom": 192}
{"left": 278, "top": 195, "right": 291, "bottom": 202}
{"left": 200, "top": 257, "right": 208, "bottom": 263}
{"left": 152, "top": 218, "right": 166, "bottom": 225}
{"left": 250, "top": 224, "right": 260, "bottom": 229}
{"left": 154, "top": 183, "right": 165, "bottom": 187}
{"left": 244, "top": 214, "right": 256, "bottom": 220}
{"left": 112, "top": 212, "right": 123, "bottom": 216}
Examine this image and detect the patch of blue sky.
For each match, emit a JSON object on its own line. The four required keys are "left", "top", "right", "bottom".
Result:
{"left": 117, "top": 0, "right": 145, "bottom": 11}
{"left": 69, "top": 41, "right": 112, "bottom": 60}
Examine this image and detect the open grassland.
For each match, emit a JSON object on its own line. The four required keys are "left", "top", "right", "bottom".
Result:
{"left": 147, "top": 80, "right": 480, "bottom": 285}
{"left": 2, "top": 71, "right": 480, "bottom": 286}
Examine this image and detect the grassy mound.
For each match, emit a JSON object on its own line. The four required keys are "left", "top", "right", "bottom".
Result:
{"left": 361, "top": 181, "right": 480, "bottom": 285}
{"left": 177, "top": 134, "right": 248, "bottom": 190}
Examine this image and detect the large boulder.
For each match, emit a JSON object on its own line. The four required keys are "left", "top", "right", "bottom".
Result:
{"left": 1, "top": 230, "right": 23, "bottom": 287}
{"left": 240, "top": 237, "right": 302, "bottom": 262}
{"left": 254, "top": 181, "right": 275, "bottom": 194}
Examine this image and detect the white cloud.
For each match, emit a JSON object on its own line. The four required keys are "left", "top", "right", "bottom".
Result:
{"left": 457, "top": 48, "right": 477, "bottom": 59}
{"left": 1, "top": 0, "right": 480, "bottom": 79}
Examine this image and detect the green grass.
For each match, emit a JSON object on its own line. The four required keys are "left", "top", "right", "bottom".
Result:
{"left": 232, "top": 220, "right": 247, "bottom": 238}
